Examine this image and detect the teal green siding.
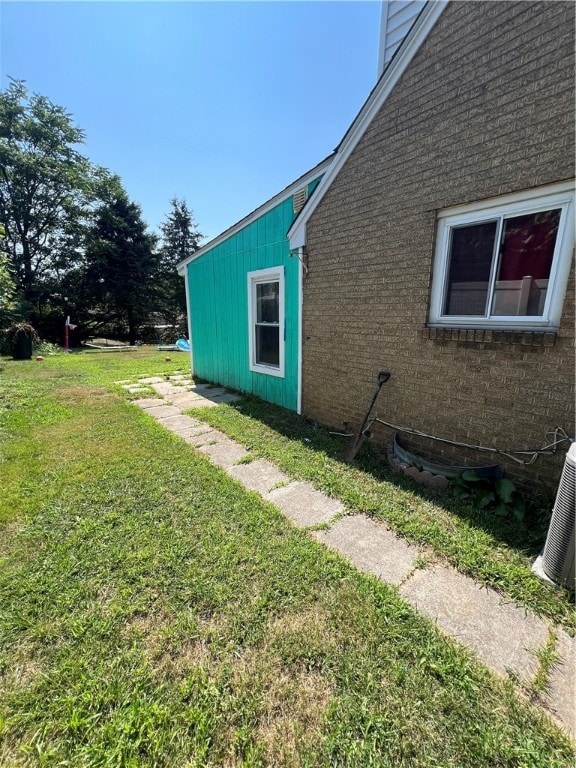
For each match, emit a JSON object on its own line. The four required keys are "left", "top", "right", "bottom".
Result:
{"left": 187, "top": 186, "right": 318, "bottom": 410}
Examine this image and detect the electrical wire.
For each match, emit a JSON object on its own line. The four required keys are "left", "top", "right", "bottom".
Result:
{"left": 366, "top": 421, "right": 573, "bottom": 466}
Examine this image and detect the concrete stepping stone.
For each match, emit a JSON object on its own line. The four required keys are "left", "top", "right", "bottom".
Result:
{"left": 267, "top": 481, "right": 344, "bottom": 528}
{"left": 193, "top": 387, "right": 226, "bottom": 398}
{"left": 138, "top": 376, "right": 164, "bottom": 384}
{"left": 399, "top": 566, "right": 548, "bottom": 680}
{"left": 314, "top": 514, "right": 420, "bottom": 586}
{"left": 182, "top": 429, "right": 227, "bottom": 447}
{"left": 542, "top": 630, "right": 575, "bottom": 737}
{"left": 183, "top": 397, "right": 221, "bottom": 409}
{"left": 115, "top": 379, "right": 132, "bottom": 384}
{"left": 227, "top": 460, "right": 290, "bottom": 495}
{"left": 208, "top": 393, "right": 241, "bottom": 404}
{"left": 121, "top": 383, "right": 136, "bottom": 389}
{"left": 133, "top": 398, "right": 167, "bottom": 409}
{"left": 190, "top": 384, "right": 221, "bottom": 393}
{"left": 127, "top": 387, "right": 150, "bottom": 394}
{"left": 168, "top": 393, "right": 211, "bottom": 408}
{"left": 145, "top": 405, "right": 183, "bottom": 420}
{"left": 151, "top": 382, "right": 184, "bottom": 395}
{"left": 160, "top": 415, "right": 203, "bottom": 433}
{"left": 198, "top": 438, "right": 251, "bottom": 468}
{"left": 174, "top": 424, "right": 216, "bottom": 439}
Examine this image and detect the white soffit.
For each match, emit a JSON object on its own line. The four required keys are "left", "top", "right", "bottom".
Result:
{"left": 288, "top": 0, "right": 447, "bottom": 250}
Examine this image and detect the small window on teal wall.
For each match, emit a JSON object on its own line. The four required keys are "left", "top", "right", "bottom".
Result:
{"left": 248, "top": 267, "right": 285, "bottom": 377}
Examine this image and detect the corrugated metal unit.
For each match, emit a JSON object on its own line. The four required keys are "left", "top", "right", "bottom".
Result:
{"left": 378, "top": 0, "right": 426, "bottom": 77}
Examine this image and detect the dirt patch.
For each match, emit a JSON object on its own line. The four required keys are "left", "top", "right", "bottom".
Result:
{"left": 266, "top": 607, "right": 334, "bottom": 645}
{"left": 0, "top": 641, "right": 45, "bottom": 694}
{"left": 257, "top": 668, "right": 331, "bottom": 767}
{"left": 0, "top": 521, "right": 24, "bottom": 559}
{"left": 123, "top": 611, "right": 231, "bottom": 680}
{"left": 265, "top": 606, "right": 339, "bottom": 671}
{"left": 122, "top": 610, "right": 172, "bottom": 651}
{"left": 226, "top": 608, "right": 335, "bottom": 765}
{"left": 124, "top": 606, "right": 334, "bottom": 764}
{"left": 95, "top": 583, "right": 118, "bottom": 608}
{"left": 54, "top": 386, "right": 112, "bottom": 406}
{"left": 0, "top": 743, "right": 23, "bottom": 768}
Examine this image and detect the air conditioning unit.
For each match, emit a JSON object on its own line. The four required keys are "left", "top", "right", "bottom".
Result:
{"left": 532, "top": 442, "right": 575, "bottom": 590}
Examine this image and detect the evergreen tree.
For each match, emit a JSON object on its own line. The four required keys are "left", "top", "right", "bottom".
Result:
{"left": 85, "top": 191, "right": 158, "bottom": 345}
{"left": 157, "top": 198, "right": 202, "bottom": 330}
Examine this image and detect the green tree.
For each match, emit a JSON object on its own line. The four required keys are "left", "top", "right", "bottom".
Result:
{"left": 84, "top": 190, "right": 159, "bottom": 345}
{"left": 0, "top": 223, "right": 16, "bottom": 327}
{"left": 0, "top": 79, "right": 110, "bottom": 318}
{"left": 157, "top": 198, "right": 202, "bottom": 331}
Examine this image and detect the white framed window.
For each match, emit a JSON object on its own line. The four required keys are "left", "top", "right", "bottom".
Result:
{"left": 248, "top": 267, "right": 285, "bottom": 377}
{"left": 429, "top": 181, "right": 575, "bottom": 331}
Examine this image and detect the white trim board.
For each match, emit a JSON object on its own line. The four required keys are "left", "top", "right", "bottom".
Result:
{"left": 247, "top": 266, "right": 286, "bottom": 379}
{"left": 436, "top": 180, "right": 575, "bottom": 219}
{"left": 428, "top": 181, "right": 575, "bottom": 332}
{"left": 288, "top": 0, "right": 447, "bottom": 250}
{"left": 176, "top": 155, "right": 334, "bottom": 276}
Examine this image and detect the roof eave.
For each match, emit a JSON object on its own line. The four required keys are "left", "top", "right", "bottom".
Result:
{"left": 176, "top": 153, "right": 335, "bottom": 275}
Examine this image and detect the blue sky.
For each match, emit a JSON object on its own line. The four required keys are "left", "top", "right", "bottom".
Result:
{"left": 1, "top": 1, "right": 381, "bottom": 241}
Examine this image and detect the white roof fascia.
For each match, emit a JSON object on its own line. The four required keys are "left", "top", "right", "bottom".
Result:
{"left": 287, "top": 0, "right": 447, "bottom": 251}
{"left": 176, "top": 155, "right": 334, "bottom": 276}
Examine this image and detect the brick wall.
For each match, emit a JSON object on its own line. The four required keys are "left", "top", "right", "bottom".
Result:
{"left": 303, "top": 0, "right": 575, "bottom": 491}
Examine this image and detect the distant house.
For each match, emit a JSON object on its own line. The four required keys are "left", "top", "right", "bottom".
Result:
{"left": 176, "top": 156, "right": 331, "bottom": 412}
{"left": 288, "top": 0, "right": 575, "bottom": 489}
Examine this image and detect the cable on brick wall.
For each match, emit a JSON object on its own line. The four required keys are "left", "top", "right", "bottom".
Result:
{"left": 366, "top": 421, "right": 573, "bottom": 466}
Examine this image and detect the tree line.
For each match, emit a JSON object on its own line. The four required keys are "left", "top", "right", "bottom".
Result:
{"left": 0, "top": 79, "right": 201, "bottom": 346}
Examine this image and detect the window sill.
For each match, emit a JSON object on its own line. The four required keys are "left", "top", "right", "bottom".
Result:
{"left": 421, "top": 327, "right": 557, "bottom": 346}
{"left": 249, "top": 363, "right": 285, "bottom": 378}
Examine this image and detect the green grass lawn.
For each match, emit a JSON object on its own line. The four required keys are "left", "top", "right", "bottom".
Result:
{"left": 0, "top": 350, "right": 574, "bottom": 767}
{"left": 187, "top": 398, "right": 575, "bottom": 632}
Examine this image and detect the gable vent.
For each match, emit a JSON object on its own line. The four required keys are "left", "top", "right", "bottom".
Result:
{"left": 293, "top": 186, "right": 308, "bottom": 214}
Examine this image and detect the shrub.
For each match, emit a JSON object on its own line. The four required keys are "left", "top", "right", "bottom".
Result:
{"left": 3, "top": 321, "right": 40, "bottom": 350}
{"left": 451, "top": 470, "right": 527, "bottom": 521}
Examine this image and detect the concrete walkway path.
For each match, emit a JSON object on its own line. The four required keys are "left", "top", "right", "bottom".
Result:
{"left": 127, "top": 375, "right": 574, "bottom": 739}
